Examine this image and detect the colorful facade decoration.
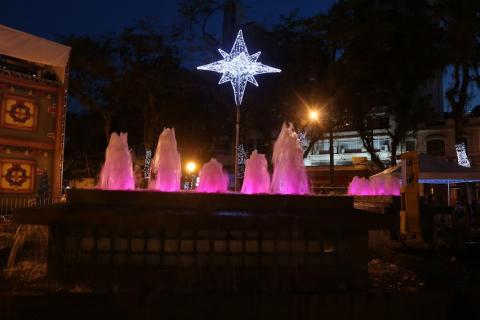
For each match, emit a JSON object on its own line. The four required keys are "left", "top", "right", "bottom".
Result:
{"left": 1, "top": 95, "right": 38, "bottom": 131}
{"left": 0, "top": 159, "right": 35, "bottom": 193}
{"left": 0, "top": 78, "right": 64, "bottom": 198}
{"left": 0, "top": 75, "right": 66, "bottom": 200}
{"left": 0, "top": 72, "right": 65, "bottom": 198}
{"left": 0, "top": 25, "right": 70, "bottom": 201}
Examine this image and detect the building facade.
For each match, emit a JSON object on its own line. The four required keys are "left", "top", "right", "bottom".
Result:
{"left": 0, "top": 25, "right": 70, "bottom": 201}
{"left": 304, "top": 116, "right": 480, "bottom": 170}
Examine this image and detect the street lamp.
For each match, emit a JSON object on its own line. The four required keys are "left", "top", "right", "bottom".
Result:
{"left": 185, "top": 161, "right": 198, "bottom": 190}
{"left": 186, "top": 161, "right": 197, "bottom": 173}
{"left": 308, "top": 109, "right": 320, "bottom": 122}
{"left": 306, "top": 106, "right": 335, "bottom": 186}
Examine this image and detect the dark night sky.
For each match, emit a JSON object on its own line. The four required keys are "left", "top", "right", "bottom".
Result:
{"left": 1, "top": 0, "right": 478, "bottom": 111}
{"left": 0, "top": 0, "right": 335, "bottom": 40}
{"left": 0, "top": 0, "right": 335, "bottom": 112}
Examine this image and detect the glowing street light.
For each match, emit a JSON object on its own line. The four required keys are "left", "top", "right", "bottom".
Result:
{"left": 309, "top": 110, "right": 320, "bottom": 122}
{"left": 185, "top": 161, "right": 197, "bottom": 173}
{"left": 305, "top": 105, "right": 334, "bottom": 185}
{"left": 184, "top": 161, "right": 198, "bottom": 190}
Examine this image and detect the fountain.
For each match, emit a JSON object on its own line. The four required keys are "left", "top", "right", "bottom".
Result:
{"left": 149, "top": 128, "right": 181, "bottom": 192}
{"left": 348, "top": 175, "right": 401, "bottom": 196}
{"left": 95, "top": 125, "right": 308, "bottom": 195}
{"left": 7, "top": 123, "right": 396, "bottom": 292}
{"left": 271, "top": 123, "right": 310, "bottom": 195}
{"left": 5, "top": 225, "right": 48, "bottom": 282}
{"left": 97, "top": 132, "right": 135, "bottom": 190}
{"left": 196, "top": 158, "right": 229, "bottom": 193}
{"left": 241, "top": 150, "right": 270, "bottom": 194}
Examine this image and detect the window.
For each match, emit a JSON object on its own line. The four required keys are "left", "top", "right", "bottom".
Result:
{"left": 373, "top": 136, "right": 390, "bottom": 151}
{"left": 338, "top": 138, "right": 363, "bottom": 153}
{"left": 427, "top": 139, "right": 445, "bottom": 156}
{"left": 312, "top": 140, "right": 329, "bottom": 154}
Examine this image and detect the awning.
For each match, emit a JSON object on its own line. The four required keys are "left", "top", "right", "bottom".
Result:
{"left": 371, "top": 153, "right": 480, "bottom": 184}
{"left": 0, "top": 24, "right": 71, "bottom": 84}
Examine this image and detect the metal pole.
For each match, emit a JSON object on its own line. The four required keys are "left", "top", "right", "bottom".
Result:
{"left": 329, "top": 123, "right": 334, "bottom": 186}
{"left": 447, "top": 180, "right": 450, "bottom": 206}
{"left": 234, "top": 104, "right": 240, "bottom": 191}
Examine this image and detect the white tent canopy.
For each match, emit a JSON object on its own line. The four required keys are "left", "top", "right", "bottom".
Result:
{"left": 372, "top": 153, "right": 480, "bottom": 184}
{"left": 0, "top": 24, "right": 71, "bottom": 84}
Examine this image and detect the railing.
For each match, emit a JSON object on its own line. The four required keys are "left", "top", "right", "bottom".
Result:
{"left": 0, "top": 197, "right": 56, "bottom": 222}
{"left": 314, "top": 186, "right": 348, "bottom": 195}
{"left": 0, "top": 67, "right": 60, "bottom": 87}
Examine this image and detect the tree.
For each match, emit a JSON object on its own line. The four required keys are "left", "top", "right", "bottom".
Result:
{"left": 63, "top": 112, "right": 107, "bottom": 182}
{"left": 64, "top": 35, "right": 117, "bottom": 142}
{"left": 114, "top": 21, "right": 182, "bottom": 152}
{"left": 64, "top": 20, "right": 224, "bottom": 182}
{"left": 436, "top": 0, "right": 480, "bottom": 152}
{"left": 272, "top": 12, "right": 341, "bottom": 155}
{"left": 177, "top": 0, "right": 223, "bottom": 52}
{"left": 320, "top": 0, "right": 443, "bottom": 166}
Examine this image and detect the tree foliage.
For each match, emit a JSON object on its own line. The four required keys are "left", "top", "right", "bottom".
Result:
{"left": 64, "top": 20, "right": 229, "bottom": 180}
{"left": 63, "top": 0, "right": 480, "bottom": 181}
{"left": 436, "top": 0, "right": 480, "bottom": 143}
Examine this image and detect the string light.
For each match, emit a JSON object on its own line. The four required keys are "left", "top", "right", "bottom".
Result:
{"left": 197, "top": 30, "right": 281, "bottom": 106}
{"left": 237, "top": 144, "right": 247, "bottom": 179}
{"left": 144, "top": 149, "right": 152, "bottom": 179}
{"left": 298, "top": 130, "right": 308, "bottom": 150}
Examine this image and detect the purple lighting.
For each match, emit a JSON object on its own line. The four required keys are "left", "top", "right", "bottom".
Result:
{"left": 348, "top": 176, "right": 400, "bottom": 196}
{"left": 197, "top": 158, "right": 229, "bottom": 193}
{"left": 97, "top": 132, "right": 135, "bottom": 190}
{"left": 95, "top": 123, "right": 315, "bottom": 195}
{"left": 149, "top": 128, "right": 181, "bottom": 192}
{"left": 241, "top": 150, "right": 270, "bottom": 194}
{"left": 271, "top": 123, "right": 310, "bottom": 195}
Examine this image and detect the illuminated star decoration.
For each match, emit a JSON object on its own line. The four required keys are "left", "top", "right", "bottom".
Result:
{"left": 197, "top": 29, "right": 281, "bottom": 106}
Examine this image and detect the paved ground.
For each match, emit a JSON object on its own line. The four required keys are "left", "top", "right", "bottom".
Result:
{"left": 1, "top": 222, "right": 479, "bottom": 291}
{"left": 1, "top": 223, "right": 480, "bottom": 319}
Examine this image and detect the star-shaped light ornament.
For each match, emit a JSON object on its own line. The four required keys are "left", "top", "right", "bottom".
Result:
{"left": 197, "top": 30, "right": 281, "bottom": 106}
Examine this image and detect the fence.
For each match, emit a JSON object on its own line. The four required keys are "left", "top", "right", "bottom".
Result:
{"left": 0, "top": 197, "right": 55, "bottom": 221}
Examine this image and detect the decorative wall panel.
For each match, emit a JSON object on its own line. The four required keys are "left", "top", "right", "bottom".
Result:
{"left": 0, "top": 159, "right": 35, "bottom": 193}
{"left": 1, "top": 95, "right": 38, "bottom": 131}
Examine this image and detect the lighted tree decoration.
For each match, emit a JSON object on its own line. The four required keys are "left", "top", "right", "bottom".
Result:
{"left": 298, "top": 130, "right": 308, "bottom": 151}
{"left": 237, "top": 144, "right": 248, "bottom": 180}
{"left": 455, "top": 142, "right": 471, "bottom": 168}
{"left": 197, "top": 29, "right": 281, "bottom": 190}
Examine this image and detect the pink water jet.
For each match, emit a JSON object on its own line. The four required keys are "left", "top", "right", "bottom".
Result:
{"left": 197, "top": 158, "right": 229, "bottom": 193}
{"left": 149, "top": 128, "right": 181, "bottom": 192}
{"left": 271, "top": 123, "right": 310, "bottom": 195}
{"left": 241, "top": 150, "right": 270, "bottom": 194}
{"left": 348, "top": 175, "right": 401, "bottom": 196}
{"left": 98, "top": 132, "right": 135, "bottom": 190}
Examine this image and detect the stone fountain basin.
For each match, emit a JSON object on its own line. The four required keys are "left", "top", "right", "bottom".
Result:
{"left": 15, "top": 189, "right": 397, "bottom": 230}
{"left": 12, "top": 189, "right": 398, "bottom": 290}
{"left": 70, "top": 189, "right": 351, "bottom": 210}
